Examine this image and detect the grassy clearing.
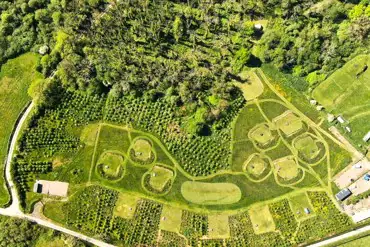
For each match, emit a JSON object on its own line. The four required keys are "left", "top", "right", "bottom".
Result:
{"left": 244, "top": 154, "right": 267, "bottom": 176}
{"left": 289, "top": 192, "right": 314, "bottom": 221}
{"left": 181, "top": 181, "right": 242, "bottom": 205}
{"left": 208, "top": 214, "right": 230, "bottom": 239}
{"left": 97, "top": 152, "right": 124, "bottom": 179}
{"left": 249, "top": 205, "right": 275, "bottom": 234}
{"left": 234, "top": 70, "right": 264, "bottom": 100}
{"left": 250, "top": 123, "right": 274, "bottom": 145}
{"left": 233, "top": 104, "right": 266, "bottom": 142}
{"left": 97, "top": 125, "right": 131, "bottom": 155}
{"left": 113, "top": 193, "right": 139, "bottom": 219}
{"left": 0, "top": 53, "right": 43, "bottom": 205}
{"left": 149, "top": 165, "right": 174, "bottom": 191}
{"left": 274, "top": 111, "right": 303, "bottom": 136}
{"left": 131, "top": 138, "right": 153, "bottom": 161}
{"left": 259, "top": 100, "right": 289, "bottom": 120}
{"left": 294, "top": 135, "right": 320, "bottom": 160}
{"left": 80, "top": 123, "right": 100, "bottom": 146}
{"left": 274, "top": 157, "right": 299, "bottom": 180}
{"left": 312, "top": 55, "right": 370, "bottom": 144}
{"left": 159, "top": 204, "right": 182, "bottom": 233}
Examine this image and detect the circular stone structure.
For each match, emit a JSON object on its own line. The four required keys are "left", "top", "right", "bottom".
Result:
{"left": 129, "top": 137, "right": 155, "bottom": 165}
{"left": 96, "top": 151, "right": 125, "bottom": 180}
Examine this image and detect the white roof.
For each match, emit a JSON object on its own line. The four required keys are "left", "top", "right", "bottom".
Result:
{"left": 35, "top": 180, "right": 69, "bottom": 197}
{"left": 363, "top": 131, "right": 370, "bottom": 142}
{"left": 338, "top": 116, "right": 346, "bottom": 124}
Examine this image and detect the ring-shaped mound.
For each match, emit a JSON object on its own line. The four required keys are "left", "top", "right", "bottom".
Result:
{"left": 293, "top": 133, "right": 326, "bottom": 164}
{"left": 249, "top": 123, "right": 278, "bottom": 149}
{"left": 181, "top": 181, "right": 241, "bottom": 205}
{"left": 129, "top": 137, "right": 155, "bottom": 165}
{"left": 273, "top": 156, "right": 301, "bottom": 181}
{"left": 96, "top": 151, "right": 125, "bottom": 180}
{"left": 243, "top": 153, "right": 272, "bottom": 181}
{"left": 142, "top": 164, "right": 175, "bottom": 195}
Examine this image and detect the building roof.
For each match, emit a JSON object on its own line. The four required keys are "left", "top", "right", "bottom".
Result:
{"left": 33, "top": 180, "right": 69, "bottom": 197}
{"left": 363, "top": 131, "right": 370, "bottom": 142}
{"left": 335, "top": 188, "right": 352, "bottom": 201}
{"left": 337, "top": 116, "right": 346, "bottom": 124}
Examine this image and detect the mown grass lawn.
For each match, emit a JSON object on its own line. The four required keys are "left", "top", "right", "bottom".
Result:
{"left": 0, "top": 52, "right": 43, "bottom": 206}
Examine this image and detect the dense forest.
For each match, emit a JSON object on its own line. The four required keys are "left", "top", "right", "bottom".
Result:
{"left": 1, "top": 0, "right": 370, "bottom": 131}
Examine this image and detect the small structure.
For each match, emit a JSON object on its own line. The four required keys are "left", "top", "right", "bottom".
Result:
{"left": 337, "top": 116, "right": 346, "bottom": 124}
{"left": 363, "top": 131, "right": 370, "bottom": 142}
{"left": 33, "top": 180, "right": 69, "bottom": 197}
{"left": 335, "top": 188, "right": 352, "bottom": 201}
{"left": 316, "top": 105, "right": 324, "bottom": 111}
{"left": 254, "top": 23, "right": 263, "bottom": 31}
{"left": 310, "top": 99, "right": 317, "bottom": 105}
{"left": 304, "top": 208, "right": 310, "bottom": 214}
{"left": 364, "top": 174, "right": 370, "bottom": 181}
{"left": 327, "top": 114, "right": 335, "bottom": 123}
{"left": 345, "top": 126, "right": 351, "bottom": 133}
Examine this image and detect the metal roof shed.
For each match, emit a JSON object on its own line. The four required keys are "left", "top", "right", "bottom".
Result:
{"left": 335, "top": 188, "right": 352, "bottom": 201}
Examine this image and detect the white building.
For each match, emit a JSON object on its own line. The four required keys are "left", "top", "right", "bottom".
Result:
{"left": 363, "top": 131, "right": 370, "bottom": 142}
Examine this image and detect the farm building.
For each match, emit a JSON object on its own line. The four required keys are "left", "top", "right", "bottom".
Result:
{"left": 335, "top": 188, "right": 352, "bottom": 201}
{"left": 363, "top": 131, "right": 370, "bottom": 142}
{"left": 33, "top": 180, "right": 69, "bottom": 197}
{"left": 337, "top": 116, "right": 346, "bottom": 124}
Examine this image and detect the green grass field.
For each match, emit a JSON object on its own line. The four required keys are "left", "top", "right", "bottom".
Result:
{"left": 0, "top": 53, "right": 43, "bottom": 206}
{"left": 130, "top": 138, "right": 154, "bottom": 162}
{"left": 250, "top": 123, "right": 275, "bottom": 146}
{"left": 234, "top": 70, "right": 265, "bottom": 100}
{"left": 159, "top": 205, "right": 183, "bottom": 233}
{"left": 208, "top": 214, "right": 230, "bottom": 238}
{"left": 313, "top": 55, "right": 370, "bottom": 144}
{"left": 244, "top": 154, "right": 267, "bottom": 176}
{"left": 249, "top": 205, "right": 275, "bottom": 234}
{"left": 181, "top": 181, "right": 242, "bottom": 205}
{"left": 97, "top": 152, "right": 124, "bottom": 179}
{"left": 289, "top": 192, "right": 314, "bottom": 220}
{"left": 149, "top": 165, "right": 174, "bottom": 191}
{"left": 274, "top": 111, "right": 303, "bottom": 136}
{"left": 113, "top": 193, "right": 139, "bottom": 219}
{"left": 294, "top": 135, "right": 320, "bottom": 160}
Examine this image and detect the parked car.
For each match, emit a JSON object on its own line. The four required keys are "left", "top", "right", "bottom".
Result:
{"left": 364, "top": 174, "right": 370, "bottom": 181}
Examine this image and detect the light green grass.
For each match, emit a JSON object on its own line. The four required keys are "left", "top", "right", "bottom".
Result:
{"left": 149, "top": 165, "right": 174, "bottom": 191}
{"left": 234, "top": 71, "right": 264, "bottom": 100}
{"left": 132, "top": 138, "right": 153, "bottom": 161}
{"left": 274, "top": 111, "right": 303, "bottom": 136}
{"left": 339, "top": 234, "right": 370, "bottom": 247}
{"left": 208, "top": 214, "right": 230, "bottom": 239}
{"left": 289, "top": 192, "right": 314, "bottom": 220}
{"left": 244, "top": 154, "right": 266, "bottom": 176}
{"left": 80, "top": 123, "right": 100, "bottom": 146}
{"left": 274, "top": 157, "right": 299, "bottom": 180}
{"left": 0, "top": 52, "right": 43, "bottom": 206}
{"left": 249, "top": 205, "right": 275, "bottom": 234}
{"left": 159, "top": 204, "right": 182, "bottom": 233}
{"left": 250, "top": 123, "right": 274, "bottom": 145}
{"left": 181, "top": 181, "right": 242, "bottom": 205}
{"left": 294, "top": 135, "right": 320, "bottom": 160}
{"left": 97, "top": 152, "right": 124, "bottom": 178}
{"left": 113, "top": 193, "right": 139, "bottom": 219}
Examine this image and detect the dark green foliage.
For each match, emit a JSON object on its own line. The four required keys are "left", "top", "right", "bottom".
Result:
{"left": 180, "top": 211, "right": 208, "bottom": 246}
{"left": 158, "top": 230, "right": 187, "bottom": 247}
{"left": 269, "top": 199, "right": 297, "bottom": 243}
{"left": 346, "top": 189, "right": 370, "bottom": 205}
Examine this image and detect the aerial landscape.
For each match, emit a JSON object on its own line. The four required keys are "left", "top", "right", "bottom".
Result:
{"left": 0, "top": 0, "right": 370, "bottom": 246}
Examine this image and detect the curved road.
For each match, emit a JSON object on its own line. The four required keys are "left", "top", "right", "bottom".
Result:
{"left": 1, "top": 102, "right": 115, "bottom": 247}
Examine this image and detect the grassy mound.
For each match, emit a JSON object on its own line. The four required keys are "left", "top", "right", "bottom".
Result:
{"left": 96, "top": 152, "right": 125, "bottom": 180}
{"left": 293, "top": 134, "right": 322, "bottom": 162}
{"left": 181, "top": 181, "right": 241, "bottom": 205}
{"left": 148, "top": 165, "right": 174, "bottom": 191}
{"left": 273, "top": 111, "right": 303, "bottom": 137}
{"left": 274, "top": 157, "right": 299, "bottom": 180}
{"left": 249, "top": 123, "right": 275, "bottom": 146}
{"left": 130, "top": 137, "right": 155, "bottom": 165}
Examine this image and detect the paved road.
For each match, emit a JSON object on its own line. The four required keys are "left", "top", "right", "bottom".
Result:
{"left": 308, "top": 225, "right": 370, "bottom": 247}
{"left": 1, "top": 102, "right": 116, "bottom": 247}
